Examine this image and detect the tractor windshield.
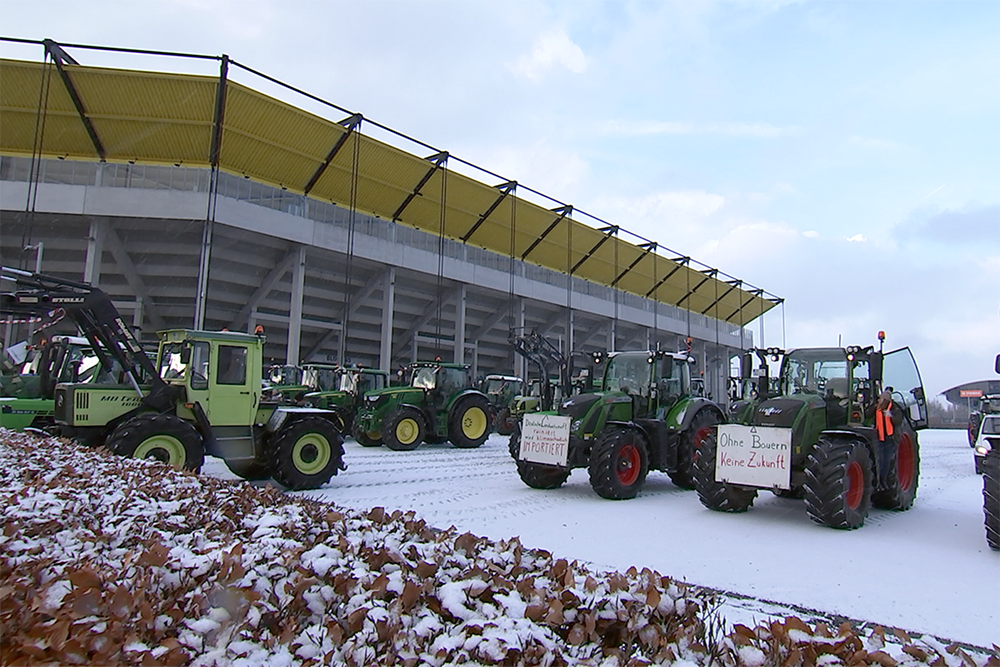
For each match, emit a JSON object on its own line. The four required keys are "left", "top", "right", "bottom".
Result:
{"left": 269, "top": 365, "right": 303, "bottom": 387}
{"left": 603, "top": 353, "right": 650, "bottom": 395}
{"left": 302, "top": 366, "right": 338, "bottom": 392}
{"left": 782, "top": 349, "right": 850, "bottom": 396}
{"left": 411, "top": 366, "right": 437, "bottom": 389}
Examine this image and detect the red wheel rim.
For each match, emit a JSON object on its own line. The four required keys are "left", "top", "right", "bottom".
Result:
{"left": 846, "top": 460, "right": 864, "bottom": 510}
{"left": 617, "top": 443, "right": 641, "bottom": 486}
{"left": 694, "top": 426, "right": 712, "bottom": 448}
{"left": 897, "top": 433, "right": 915, "bottom": 491}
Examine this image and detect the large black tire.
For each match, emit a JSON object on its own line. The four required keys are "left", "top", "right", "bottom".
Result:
{"left": 509, "top": 423, "right": 570, "bottom": 489}
{"left": 495, "top": 407, "right": 515, "bottom": 436}
{"left": 983, "top": 446, "right": 1000, "bottom": 550}
{"left": 448, "top": 394, "right": 491, "bottom": 449}
{"left": 384, "top": 407, "right": 425, "bottom": 452}
{"left": 872, "top": 429, "right": 920, "bottom": 510}
{"left": 352, "top": 423, "right": 383, "bottom": 447}
{"left": 693, "top": 428, "right": 757, "bottom": 512}
{"left": 669, "top": 409, "right": 720, "bottom": 489}
{"left": 224, "top": 459, "right": 271, "bottom": 481}
{"left": 588, "top": 427, "right": 649, "bottom": 500}
{"left": 107, "top": 413, "right": 204, "bottom": 472}
{"left": 268, "top": 417, "right": 345, "bottom": 490}
{"left": 804, "top": 437, "right": 873, "bottom": 529}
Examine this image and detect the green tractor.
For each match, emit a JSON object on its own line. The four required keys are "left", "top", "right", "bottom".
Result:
{"left": 509, "top": 349, "right": 726, "bottom": 500}
{"left": 266, "top": 362, "right": 340, "bottom": 404}
{"left": 305, "top": 365, "right": 389, "bottom": 433}
{"left": 2, "top": 267, "right": 346, "bottom": 491}
{"left": 1, "top": 335, "right": 104, "bottom": 430}
{"left": 480, "top": 374, "right": 523, "bottom": 436}
{"left": 352, "top": 361, "right": 492, "bottom": 451}
{"left": 694, "top": 337, "right": 928, "bottom": 529}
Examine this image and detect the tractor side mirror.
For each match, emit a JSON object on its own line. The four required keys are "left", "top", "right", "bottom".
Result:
{"left": 870, "top": 352, "right": 883, "bottom": 384}
{"left": 180, "top": 345, "right": 191, "bottom": 365}
{"left": 995, "top": 354, "right": 999, "bottom": 375}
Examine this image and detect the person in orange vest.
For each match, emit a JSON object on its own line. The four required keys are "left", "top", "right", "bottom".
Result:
{"left": 875, "top": 387, "right": 894, "bottom": 442}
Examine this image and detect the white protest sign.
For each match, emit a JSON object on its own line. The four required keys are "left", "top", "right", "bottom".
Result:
{"left": 519, "top": 413, "right": 571, "bottom": 466}
{"left": 715, "top": 424, "right": 791, "bottom": 489}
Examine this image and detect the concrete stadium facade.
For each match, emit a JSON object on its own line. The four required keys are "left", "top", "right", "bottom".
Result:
{"left": 1, "top": 155, "right": 757, "bottom": 399}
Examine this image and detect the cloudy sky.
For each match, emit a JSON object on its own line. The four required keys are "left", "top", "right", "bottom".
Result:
{"left": 2, "top": 0, "right": 998, "bottom": 397}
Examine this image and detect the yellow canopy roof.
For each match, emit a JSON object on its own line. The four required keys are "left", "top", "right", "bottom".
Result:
{"left": 0, "top": 53, "right": 778, "bottom": 325}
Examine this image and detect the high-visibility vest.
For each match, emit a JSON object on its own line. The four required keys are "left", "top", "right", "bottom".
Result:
{"left": 876, "top": 403, "right": 894, "bottom": 441}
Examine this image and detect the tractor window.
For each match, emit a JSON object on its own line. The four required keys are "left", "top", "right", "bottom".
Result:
{"left": 412, "top": 367, "right": 437, "bottom": 389}
{"left": 339, "top": 371, "right": 357, "bottom": 393}
{"left": 217, "top": 345, "right": 247, "bottom": 386}
{"left": 883, "top": 347, "right": 928, "bottom": 428}
{"left": 603, "top": 354, "right": 648, "bottom": 395}
{"left": 367, "top": 373, "right": 387, "bottom": 392}
{"left": 784, "top": 349, "right": 847, "bottom": 396}
{"left": 438, "top": 368, "right": 467, "bottom": 394}
{"left": 160, "top": 341, "right": 209, "bottom": 389}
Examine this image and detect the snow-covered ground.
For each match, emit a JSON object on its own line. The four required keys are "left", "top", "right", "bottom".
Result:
{"left": 201, "top": 428, "right": 998, "bottom": 651}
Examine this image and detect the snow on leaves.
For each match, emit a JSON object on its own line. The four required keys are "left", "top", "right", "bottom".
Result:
{"left": 1, "top": 429, "right": 997, "bottom": 666}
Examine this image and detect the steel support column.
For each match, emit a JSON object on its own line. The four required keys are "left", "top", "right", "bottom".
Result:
{"left": 286, "top": 246, "right": 306, "bottom": 365}
{"left": 380, "top": 267, "right": 395, "bottom": 372}
{"left": 455, "top": 284, "right": 467, "bottom": 364}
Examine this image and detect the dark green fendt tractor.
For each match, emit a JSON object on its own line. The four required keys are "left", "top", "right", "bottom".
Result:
{"left": 352, "top": 361, "right": 492, "bottom": 451}
{"left": 510, "top": 349, "right": 725, "bottom": 500}
{"left": 694, "top": 338, "right": 928, "bottom": 529}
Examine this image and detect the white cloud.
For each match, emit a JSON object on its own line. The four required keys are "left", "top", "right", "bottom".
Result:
{"left": 803, "top": 230, "right": 819, "bottom": 238}
{"left": 601, "top": 120, "right": 803, "bottom": 138}
{"left": 513, "top": 29, "right": 587, "bottom": 81}
{"left": 846, "top": 233, "right": 867, "bottom": 243}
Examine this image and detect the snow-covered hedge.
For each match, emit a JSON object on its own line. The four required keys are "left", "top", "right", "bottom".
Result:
{"left": 1, "top": 429, "right": 994, "bottom": 666}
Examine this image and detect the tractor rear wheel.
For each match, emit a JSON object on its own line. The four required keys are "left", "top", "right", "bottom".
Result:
{"left": 224, "top": 459, "right": 271, "bottom": 481}
{"left": 108, "top": 413, "right": 203, "bottom": 472}
{"left": 983, "top": 445, "right": 1000, "bottom": 550}
{"left": 509, "top": 423, "right": 571, "bottom": 489}
{"left": 268, "top": 417, "right": 345, "bottom": 490}
{"left": 588, "top": 427, "right": 649, "bottom": 500}
{"left": 352, "top": 423, "right": 383, "bottom": 447}
{"left": 670, "top": 409, "right": 719, "bottom": 489}
{"left": 693, "top": 428, "right": 757, "bottom": 512}
{"left": 384, "top": 407, "right": 425, "bottom": 451}
{"left": 448, "top": 394, "right": 491, "bottom": 448}
{"left": 804, "top": 437, "right": 872, "bottom": 529}
{"left": 872, "top": 429, "right": 920, "bottom": 510}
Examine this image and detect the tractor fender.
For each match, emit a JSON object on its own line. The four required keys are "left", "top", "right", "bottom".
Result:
{"left": 446, "top": 388, "right": 488, "bottom": 408}
{"left": 665, "top": 397, "right": 725, "bottom": 433}
{"left": 266, "top": 406, "right": 341, "bottom": 433}
{"left": 817, "top": 428, "right": 879, "bottom": 479}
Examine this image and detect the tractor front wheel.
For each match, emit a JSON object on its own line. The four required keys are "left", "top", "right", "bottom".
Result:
{"left": 588, "top": 427, "right": 649, "bottom": 500}
{"left": 509, "top": 424, "right": 570, "bottom": 489}
{"left": 693, "top": 427, "right": 757, "bottom": 512}
{"left": 872, "top": 429, "right": 920, "bottom": 510}
{"left": 670, "top": 409, "right": 720, "bottom": 489}
{"left": 384, "top": 407, "right": 425, "bottom": 451}
{"left": 107, "top": 413, "right": 204, "bottom": 472}
{"left": 982, "top": 445, "right": 1000, "bottom": 550}
{"left": 268, "top": 417, "right": 345, "bottom": 490}
{"left": 353, "top": 423, "right": 383, "bottom": 447}
{"left": 804, "top": 437, "right": 873, "bottom": 529}
{"left": 448, "top": 394, "right": 491, "bottom": 449}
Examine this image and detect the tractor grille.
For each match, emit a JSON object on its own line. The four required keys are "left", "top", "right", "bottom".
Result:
{"left": 753, "top": 398, "right": 802, "bottom": 429}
